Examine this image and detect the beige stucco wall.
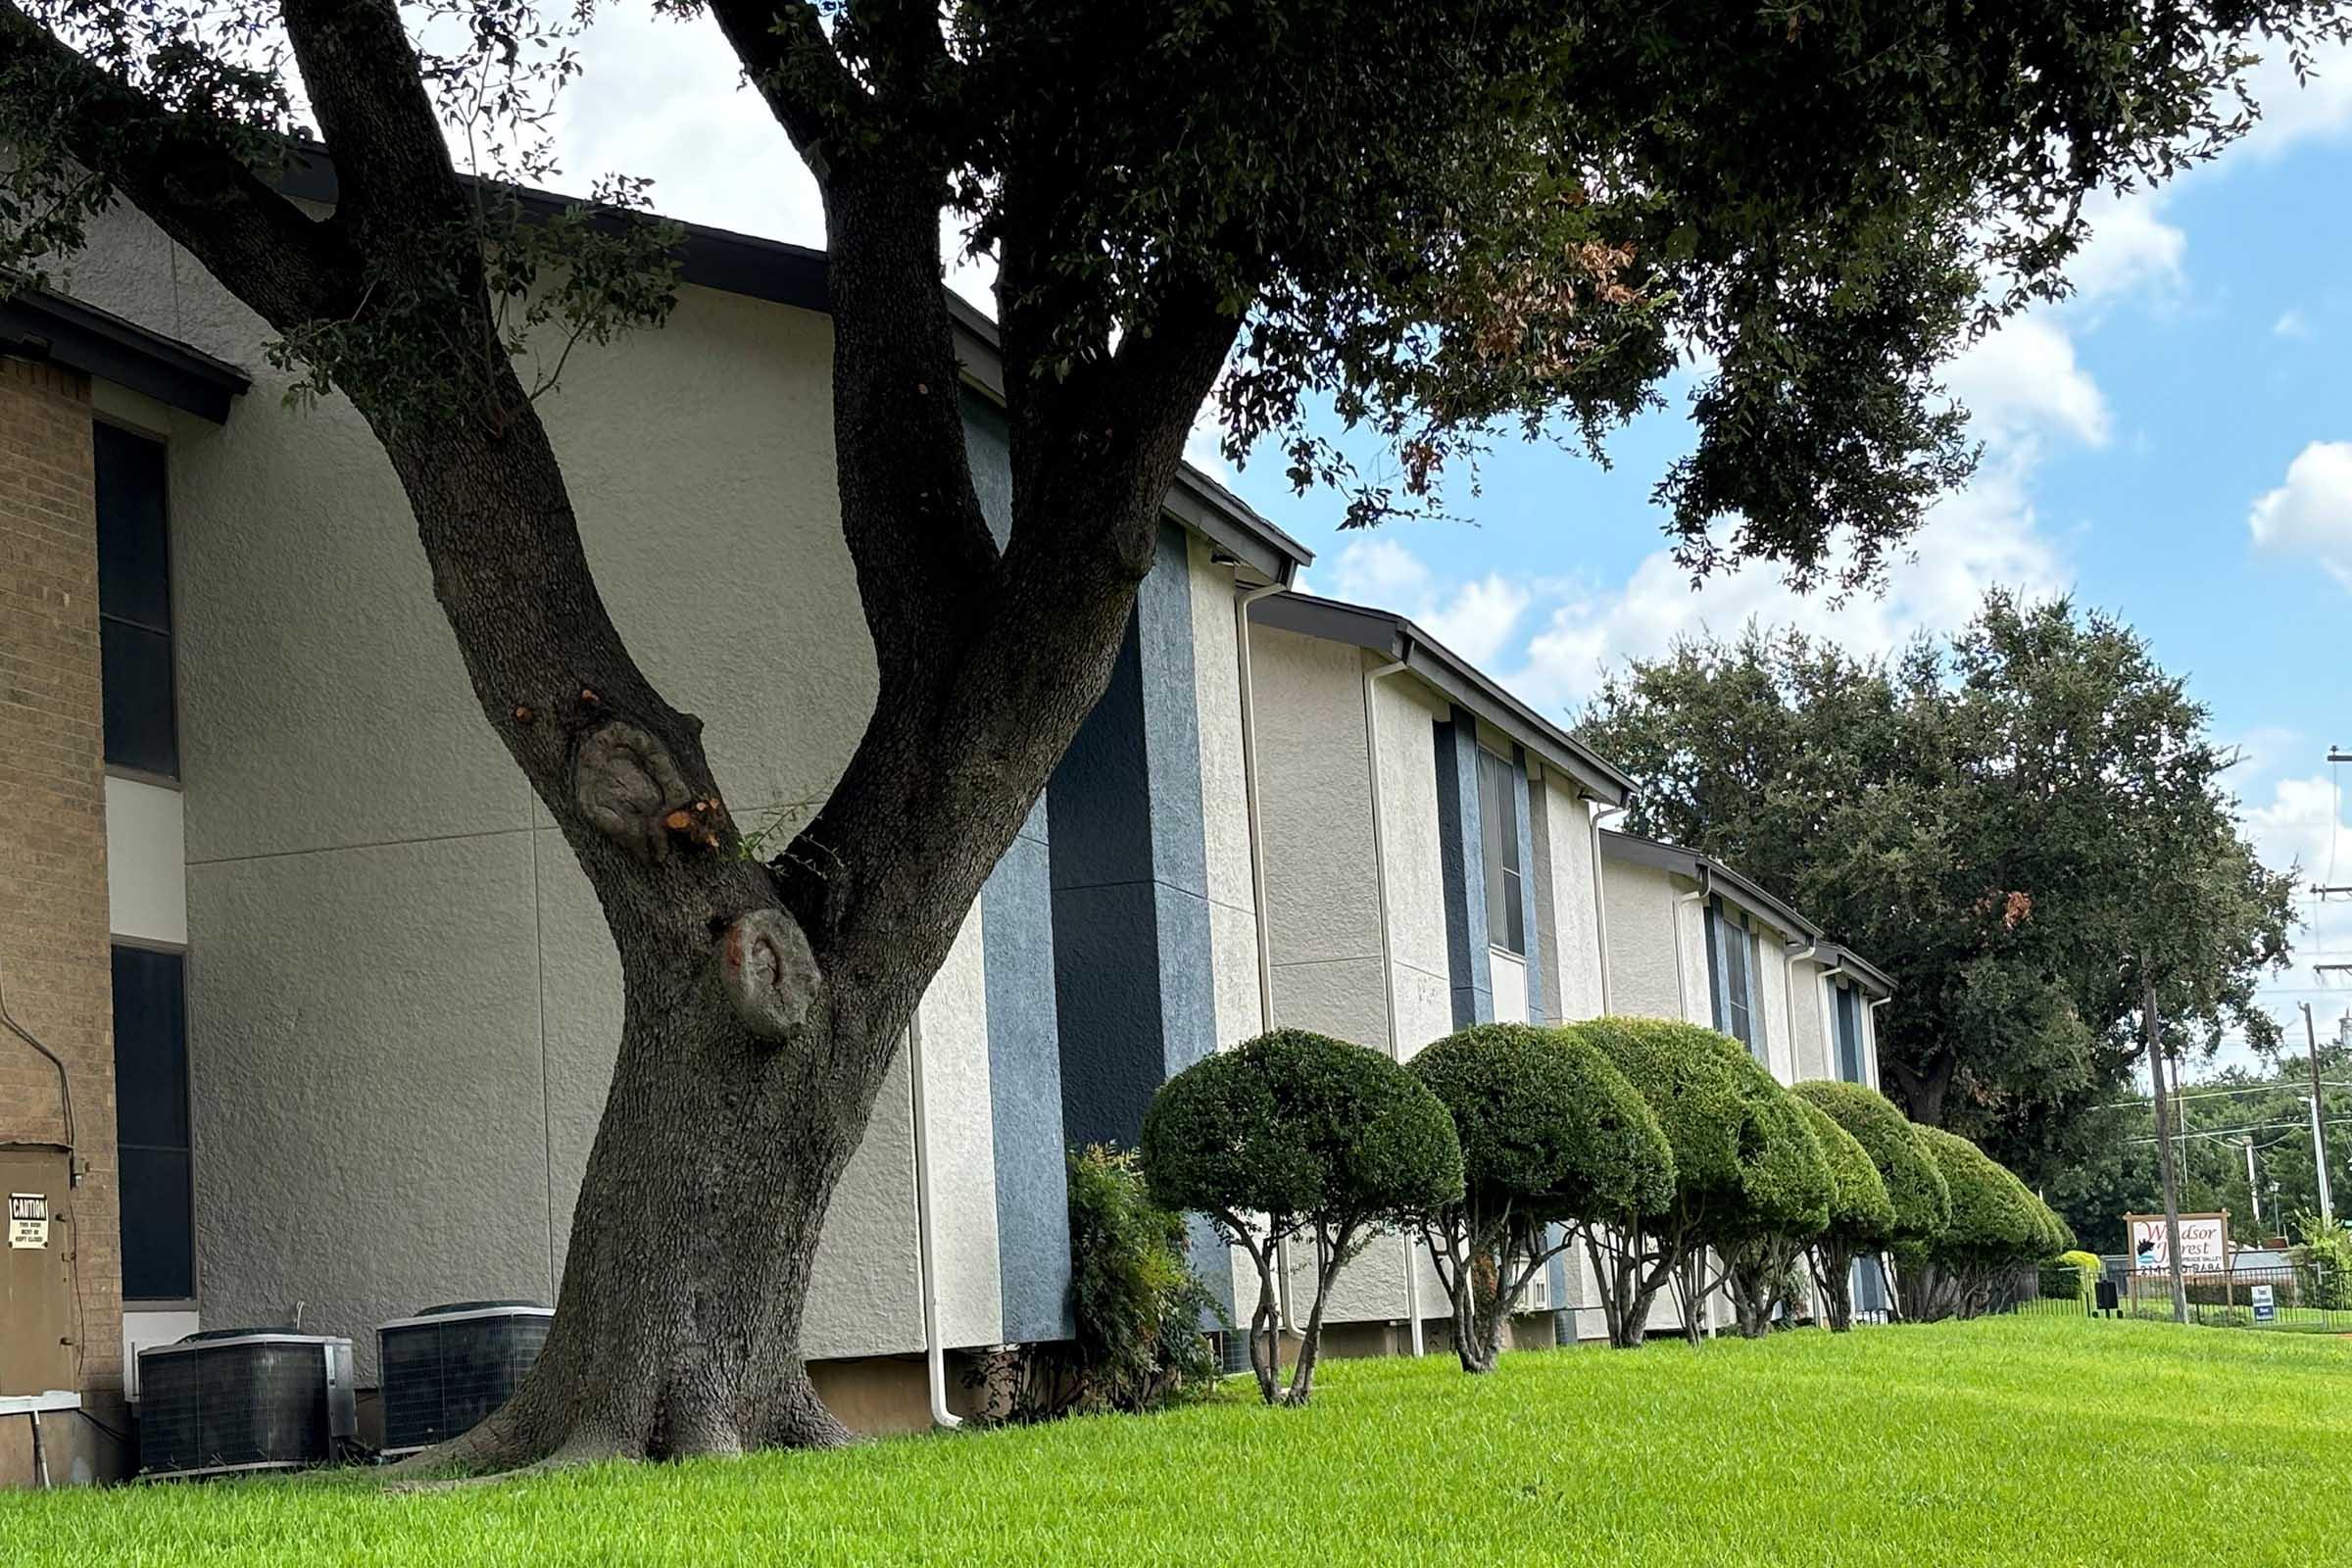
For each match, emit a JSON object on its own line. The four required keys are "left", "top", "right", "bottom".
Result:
{"left": 1602, "top": 858, "right": 1705, "bottom": 1023}
{"left": 1528, "top": 772, "right": 1604, "bottom": 1023}
{"left": 1788, "top": 957, "right": 1832, "bottom": 1082}
{"left": 55, "top": 203, "right": 1014, "bottom": 1376}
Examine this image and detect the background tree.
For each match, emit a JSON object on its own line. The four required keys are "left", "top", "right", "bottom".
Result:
{"left": 5, "top": 0, "right": 2339, "bottom": 1470}
{"left": 1408, "top": 1023, "right": 1674, "bottom": 1372}
{"left": 1140, "top": 1030, "right": 1462, "bottom": 1405}
{"left": 1791, "top": 1079, "right": 1948, "bottom": 1330}
{"left": 1572, "top": 1016, "right": 1831, "bottom": 1348}
{"left": 1576, "top": 597, "right": 2296, "bottom": 1186}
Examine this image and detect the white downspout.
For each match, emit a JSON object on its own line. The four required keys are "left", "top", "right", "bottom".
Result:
{"left": 1233, "top": 580, "right": 1304, "bottom": 1339}
{"left": 1234, "top": 581, "right": 1286, "bottom": 1033}
{"left": 1783, "top": 942, "right": 1816, "bottom": 1081}
{"left": 1672, "top": 871, "right": 1710, "bottom": 1024}
{"left": 907, "top": 1009, "right": 962, "bottom": 1430}
{"left": 1588, "top": 804, "right": 1624, "bottom": 1015}
{"left": 1361, "top": 656, "right": 1424, "bottom": 1356}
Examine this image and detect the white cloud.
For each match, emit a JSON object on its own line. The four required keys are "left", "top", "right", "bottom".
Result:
{"left": 1182, "top": 399, "right": 1231, "bottom": 483}
{"left": 2066, "top": 188, "right": 2187, "bottom": 306}
{"left": 2275, "top": 308, "right": 2312, "bottom": 339}
{"left": 1947, "top": 313, "right": 2112, "bottom": 449}
{"left": 1507, "top": 456, "right": 2068, "bottom": 709}
{"left": 1326, "top": 536, "right": 1532, "bottom": 666}
{"left": 2248, "top": 440, "right": 2352, "bottom": 587}
{"left": 2241, "top": 36, "right": 2352, "bottom": 158}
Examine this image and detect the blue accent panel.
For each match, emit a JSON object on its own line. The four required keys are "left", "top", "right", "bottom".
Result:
{"left": 1510, "top": 747, "right": 1544, "bottom": 1024}
{"left": 1433, "top": 707, "right": 1493, "bottom": 1026}
{"left": 983, "top": 801, "right": 1076, "bottom": 1344}
{"left": 1047, "top": 524, "right": 1218, "bottom": 1136}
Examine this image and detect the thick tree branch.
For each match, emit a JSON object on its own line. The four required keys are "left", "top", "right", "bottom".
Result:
{"left": 704, "top": 0, "right": 866, "bottom": 167}
{"left": 0, "top": 1, "right": 352, "bottom": 322}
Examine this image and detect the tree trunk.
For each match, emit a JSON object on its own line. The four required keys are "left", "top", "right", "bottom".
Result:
{"left": 1812, "top": 1242, "right": 1857, "bottom": 1333}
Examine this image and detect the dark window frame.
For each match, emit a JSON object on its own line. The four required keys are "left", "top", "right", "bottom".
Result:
{"left": 1707, "top": 897, "right": 1764, "bottom": 1057}
{"left": 1834, "top": 980, "right": 1866, "bottom": 1083}
{"left": 112, "top": 941, "right": 197, "bottom": 1303}
{"left": 1473, "top": 746, "right": 1526, "bottom": 956}
{"left": 94, "top": 419, "right": 179, "bottom": 781}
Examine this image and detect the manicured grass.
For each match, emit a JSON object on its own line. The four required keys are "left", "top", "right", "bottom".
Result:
{"left": 7, "top": 1315, "right": 2350, "bottom": 1566}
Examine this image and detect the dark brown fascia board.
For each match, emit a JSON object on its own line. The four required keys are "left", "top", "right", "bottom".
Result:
{"left": 1250, "top": 592, "right": 1633, "bottom": 806}
{"left": 0, "top": 289, "right": 249, "bottom": 421}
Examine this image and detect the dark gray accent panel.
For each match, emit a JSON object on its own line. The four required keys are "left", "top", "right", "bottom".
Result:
{"left": 1046, "top": 524, "right": 1229, "bottom": 1316}
{"left": 1433, "top": 706, "right": 1493, "bottom": 1027}
{"left": 983, "top": 799, "right": 1075, "bottom": 1344}
{"left": 1510, "top": 747, "right": 1544, "bottom": 1024}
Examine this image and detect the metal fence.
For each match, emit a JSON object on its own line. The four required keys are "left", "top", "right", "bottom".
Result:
{"left": 2003, "top": 1261, "right": 2352, "bottom": 1334}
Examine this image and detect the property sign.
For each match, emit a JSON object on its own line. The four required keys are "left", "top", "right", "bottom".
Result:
{"left": 2126, "top": 1212, "right": 2229, "bottom": 1273}
{"left": 2251, "top": 1284, "right": 2278, "bottom": 1323}
{"left": 8, "top": 1192, "right": 48, "bottom": 1249}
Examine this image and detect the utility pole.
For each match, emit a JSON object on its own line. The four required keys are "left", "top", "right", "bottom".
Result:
{"left": 2145, "top": 957, "right": 2188, "bottom": 1324}
{"left": 2304, "top": 1003, "right": 2335, "bottom": 1230}
{"left": 2245, "top": 1138, "right": 2262, "bottom": 1234}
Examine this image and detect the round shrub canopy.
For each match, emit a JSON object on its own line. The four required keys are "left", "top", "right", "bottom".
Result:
{"left": 1789, "top": 1079, "right": 1951, "bottom": 1245}
{"left": 1408, "top": 1023, "right": 1674, "bottom": 1226}
{"left": 1140, "top": 1029, "right": 1464, "bottom": 1228}
{"left": 1791, "top": 1096, "right": 1894, "bottom": 1245}
{"left": 1908, "top": 1124, "right": 2039, "bottom": 1265}
{"left": 1567, "top": 1016, "right": 1832, "bottom": 1241}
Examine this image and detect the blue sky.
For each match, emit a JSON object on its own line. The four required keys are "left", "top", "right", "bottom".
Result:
{"left": 545, "top": 22, "right": 2352, "bottom": 1074}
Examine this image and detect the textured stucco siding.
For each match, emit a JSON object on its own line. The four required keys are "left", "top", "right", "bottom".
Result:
{"left": 1185, "top": 536, "right": 1265, "bottom": 1054}
{"left": 1601, "top": 859, "right": 1688, "bottom": 1021}
{"left": 1788, "top": 960, "right": 1832, "bottom": 1082}
{"left": 1754, "top": 929, "right": 1795, "bottom": 1083}
{"left": 1529, "top": 774, "right": 1604, "bottom": 1023}
{"left": 64, "top": 206, "right": 1026, "bottom": 1372}
{"left": 1376, "top": 678, "right": 1453, "bottom": 1056}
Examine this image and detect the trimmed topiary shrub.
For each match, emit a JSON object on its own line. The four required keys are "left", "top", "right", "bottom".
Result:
{"left": 1566, "top": 1016, "right": 1833, "bottom": 1348}
{"left": 1789, "top": 1080, "right": 1948, "bottom": 1329}
{"left": 1893, "top": 1125, "right": 2045, "bottom": 1321}
{"left": 1140, "top": 1029, "right": 1463, "bottom": 1404}
{"left": 2043, "top": 1250, "right": 2104, "bottom": 1301}
{"left": 1408, "top": 1023, "right": 1674, "bottom": 1372}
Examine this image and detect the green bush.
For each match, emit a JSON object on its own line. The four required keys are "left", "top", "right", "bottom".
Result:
{"left": 1141, "top": 1029, "right": 1462, "bottom": 1403}
{"left": 2045, "top": 1249, "right": 2104, "bottom": 1300}
{"left": 1407, "top": 1023, "right": 1674, "bottom": 1369}
{"left": 1792, "top": 1096, "right": 1894, "bottom": 1244}
{"left": 2290, "top": 1212, "right": 2352, "bottom": 1310}
{"left": 1568, "top": 1016, "right": 1833, "bottom": 1346}
{"left": 1060, "top": 1145, "right": 1222, "bottom": 1411}
{"left": 1895, "top": 1125, "right": 2058, "bottom": 1320}
{"left": 1788, "top": 1079, "right": 1950, "bottom": 1246}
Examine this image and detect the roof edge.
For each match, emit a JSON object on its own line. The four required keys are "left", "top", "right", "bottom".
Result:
{"left": 0, "top": 289, "right": 250, "bottom": 421}
{"left": 1597, "top": 830, "right": 1821, "bottom": 942}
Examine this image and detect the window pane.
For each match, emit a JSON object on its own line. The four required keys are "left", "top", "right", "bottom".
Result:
{"left": 95, "top": 422, "right": 171, "bottom": 633}
{"left": 118, "top": 1147, "right": 194, "bottom": 1300}
{"left": 101, "top": 618, "right": 178, "bottom": 776}
{"left": 1475, "top": 750, "right": 1523, "bottom": 955}
{"left": 113, "top": 947, "right": 190, "bottom": 1148}
{"left": 114, "top": 946, "right": 195, "bottom": 1301}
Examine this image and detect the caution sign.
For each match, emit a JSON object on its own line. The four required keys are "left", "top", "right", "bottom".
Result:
{"left": 9, "top": 1192, "right": 48, "bottom": 1249}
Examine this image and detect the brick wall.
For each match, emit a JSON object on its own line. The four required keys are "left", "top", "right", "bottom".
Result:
{"left": 0, "top": 355, "right": 122, "bottom": 1397}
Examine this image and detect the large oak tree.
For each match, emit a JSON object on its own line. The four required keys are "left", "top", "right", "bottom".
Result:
{"left": 3, "top": 0, "right": 2339, "bottom": 1469}
{"left": 1576, "top": 596, "right": 2297, "bottom": 1182}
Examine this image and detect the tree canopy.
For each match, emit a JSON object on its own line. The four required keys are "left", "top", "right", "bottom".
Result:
{"left": 1793, "top": 1097, "right": 1895, "bottom": 1248}
{"left": 1575, "top": 595, "right": 2295, "bottom": 1183}
{"left": 1791, "top": 1079, "right": 1951, "bottom": 1247}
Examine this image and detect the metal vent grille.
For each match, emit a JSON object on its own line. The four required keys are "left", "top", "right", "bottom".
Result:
{"left": 136, "top": 1334, "right": 355, "bottom": 1478}
{"left": 378, "top": 1302, "right": 553, "bottom": 1455}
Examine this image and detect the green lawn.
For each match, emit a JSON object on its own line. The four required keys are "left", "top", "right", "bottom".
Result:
{"left": 6, "top": 1315, "right": 2348, "bottom": 1566}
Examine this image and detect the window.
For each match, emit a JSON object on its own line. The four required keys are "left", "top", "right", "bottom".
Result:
{"left": 113, "top": 946, "right": 194, "bottom": 1299}
{"left": 95, "top": 422, "right": 176, "bottom": 777}
{"left": 1707, "top": 899, "right": 1762, "bottom": 1056}
{"left": 1835, "top": 982, "right": 1866, "bottom": 1083}
{"left": 1474, "top": 748, "right": 1525, "bottom": 955}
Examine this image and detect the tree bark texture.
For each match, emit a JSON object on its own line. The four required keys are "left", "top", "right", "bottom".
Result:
{"left": 1809, "top": 1242, "right": 1858, "bottom": 1333}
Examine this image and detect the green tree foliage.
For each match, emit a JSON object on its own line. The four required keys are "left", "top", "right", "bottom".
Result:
{"left": 981, "top": 1146, "right": 1222, "bottom": 1421}
{"left": 1791, "top": 1081, "right": 1950, "bottom": 1244}
{"left": 1767, "top": 1097, "right": 1895, "bottom": 1333}
{"left": 1141, "top": 1030, "right": 1462, "bottom": 1404}
{"left": 1896, "top": 1124, "right": 2057, "bottom": 1321}
{"left": 1575, "top": 598, "right": 2295, "bottom": 1184}
{"left": 1569, "top": 1016, "right": 1830, "bottom": 1347}
{"left": 1407, "top": 1023, "right": 1674, "bottom": 1371}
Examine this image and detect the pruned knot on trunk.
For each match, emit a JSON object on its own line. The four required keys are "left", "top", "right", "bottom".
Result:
{"left": 575, "top": 721, "right": 694, "bottom": 861}
{"left": 717, "top": 908, "right": 821, "bottom": 1042}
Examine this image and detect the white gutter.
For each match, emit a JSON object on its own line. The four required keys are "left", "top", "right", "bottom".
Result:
{"left": 1234, "top": 582, "right": 1287, "bottom": 1033}
{"left": 1361, "top": 655, "right": 1424, "bottom": 1356}
{"left": 906, "top": 1008, "right": 961, "bottom": 1431}
{"left": 1588, "top": 803, "right": 1624, "bottom": 1014}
